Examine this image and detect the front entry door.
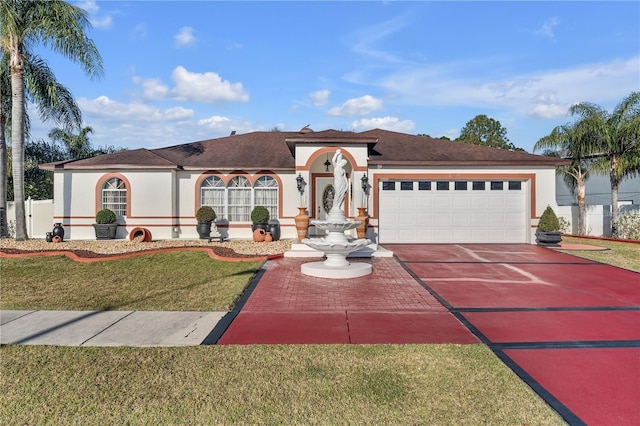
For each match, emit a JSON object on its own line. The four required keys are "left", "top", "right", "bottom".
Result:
{"left": 313, "top": 175, "right": 349, "bottom": 220}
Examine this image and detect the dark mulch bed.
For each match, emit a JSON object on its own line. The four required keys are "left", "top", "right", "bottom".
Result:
{"left": 0, "top": 246, "right": 260, "bottom": 259}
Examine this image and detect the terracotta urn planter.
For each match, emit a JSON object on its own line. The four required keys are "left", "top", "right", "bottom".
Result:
{"left": 294, "top": 207, "right": 310, "bottom": 242}
{"left": 355, "top": 207, "right": 369, "bottom": 239}
{"left": 253, "top": 228, "right": 266, "bottom": 242}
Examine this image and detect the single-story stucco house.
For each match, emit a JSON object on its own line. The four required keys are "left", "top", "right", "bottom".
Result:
{"left": 40, "top": 128, "right": 567, "bottom": 244}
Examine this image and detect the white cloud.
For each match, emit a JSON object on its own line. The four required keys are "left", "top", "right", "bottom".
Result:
{"left": 174, "top": 27, "right": 197, "bottom": 48}
{"left": 309, "top": 90, "right": 330, "bottom": 107}
{"left": 349, "top": 15, "right": 409, "bottom": 64}
{"left": 197, "top": 116, "right": 231, "bottom": 128}
{"left": 197, "top": 115, "right": 258, "bottom": 135}
{"left": 328, "top": 95, "right": 383, "bottom": 117}
{"left": 133, "top": 66, "right": 249, "bottom": 103}
{"left": 171, "top": 66, "right": 249, "bottom": 103}
{"left": 78, "top": 96, "right": 193, "bottom": 122}
{"left": 77, "top": 0, "right": 112, "bottom": 29}
{"left": 527, "top": 104, "right": 569, "bottom": 119}
{"left": 535, "top": 17, "right": 560, "bottom": 39}
{"left": 351, "top": 116, "right": 415, "bottom": 132}
{"left": 140, "top": 78, "right": 170, "bottom": 100}
{"left": 376, "top": 56, "right": 640, "bottom": 119}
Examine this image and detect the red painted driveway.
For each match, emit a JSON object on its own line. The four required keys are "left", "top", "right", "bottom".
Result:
{"left": 215, "top": 243, "right": 639, "bottom": 425}
{"left": 217, "top": 257, "right": 478, "bottom": 345}
{"left": 387, "top": 243, "right": 640, "bottom": 426}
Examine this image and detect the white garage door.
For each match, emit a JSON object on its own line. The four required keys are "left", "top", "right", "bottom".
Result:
{"left": 378, "top": 179, "right": 528, "bottom": 243}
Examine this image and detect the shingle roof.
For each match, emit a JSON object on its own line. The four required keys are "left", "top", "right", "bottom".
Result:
{"left": 361, "top": 129, "right": 566, "bottom": 166}
{"left": 40, "top": 128, "right": 567, "bottom": 171}
{"left": 40, "top": 148, "right": 178, "bottom": 170}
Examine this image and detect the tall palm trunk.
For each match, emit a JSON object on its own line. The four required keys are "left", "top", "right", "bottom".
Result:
{"left": 0, "top": 74, "right": 7, "bottom": 238}
{"left": 576, "top": 177, "right": 586, "bottom": 236}
{"left": 609, "top": 155, "right": 620, "bottom": 238}
{"left": 10, "top": 48, "right": 27, "bottom": 240}
{"left": 0, "top": 114, "right": 7, "bottom": 238}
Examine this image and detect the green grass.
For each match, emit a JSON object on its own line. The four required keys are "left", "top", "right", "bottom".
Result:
{"left": 0, "top": 251, "right": 262, "bottom": 311}
{"left": 0, "top": 345, "right": 565, "bottom": 425}
{"left": 5, "top": 244, "right": 610, "bottom": 424}
{"left": 561, "top": 236, "right": 640, "bottom": 272}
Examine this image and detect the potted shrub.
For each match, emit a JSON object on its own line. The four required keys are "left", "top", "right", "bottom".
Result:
{"left": 536, "top": 205, "right": 562, "bottom": 246}
{"left": 250, "top": 206, "right": 270, "bottom": 231}
{"left": 93, "top": 209, "right": 118, "bottom": 240}
{"left": 196, "top": 206, "right": 217, "bottom": 239}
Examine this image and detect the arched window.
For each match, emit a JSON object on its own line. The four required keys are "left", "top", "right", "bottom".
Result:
{"left": 201, "top": 176, "right": 226, "bottom": 219}
{"left": 254, "top": 176, "right": 278, "bottom": 220}
{"left": 227, "top": 176, "right": 252, "bottom": 222}
{"left": 102, "top": 177, "right": 127, "bottom": 217}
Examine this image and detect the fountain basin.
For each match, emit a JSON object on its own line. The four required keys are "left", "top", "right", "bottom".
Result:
{"left": 301, "top": 237, "right": 372, "bottom": 278}
{"left": 301, "top": 260, "right": 372, "bottom": 279}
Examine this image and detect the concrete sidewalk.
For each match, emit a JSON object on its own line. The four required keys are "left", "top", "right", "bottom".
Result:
{"left": 0, "top": 310, "right": 226, "bottom": 346}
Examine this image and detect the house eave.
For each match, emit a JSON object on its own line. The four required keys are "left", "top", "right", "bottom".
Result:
{"left": 367, "top": 159, "right": 570, "bottom": 167}
{"left": 40, "top": 164, "right": 181, "bottom": 171}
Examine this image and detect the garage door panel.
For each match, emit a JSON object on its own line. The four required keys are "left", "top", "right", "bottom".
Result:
{"left": 379, "top": 180, "right": 527, "bottom": 244}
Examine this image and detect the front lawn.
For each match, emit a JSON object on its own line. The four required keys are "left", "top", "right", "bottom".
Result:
{"left": 561, "top": 236, "right": 640, "bottom": 272}
{"left": 0, "top": 245, "right": 577, "bottom": 424}
{"left": 0, "top": 251, "right": 261, "bottom": 311}
{"left": 0, "top": 344, "right": 565, "bottom": 425}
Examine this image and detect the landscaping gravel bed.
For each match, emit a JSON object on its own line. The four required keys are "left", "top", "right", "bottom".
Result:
{"left": 0, "top": 238, "right": 292, "bottom": 257}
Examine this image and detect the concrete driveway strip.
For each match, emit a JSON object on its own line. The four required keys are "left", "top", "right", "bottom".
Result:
{"left": 0, "top": 310, "right": 226, "bottom": 347}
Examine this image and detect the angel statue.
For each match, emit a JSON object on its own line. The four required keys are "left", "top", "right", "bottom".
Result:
{"left": 331, "top": 150, "right": 348, "bottom": 212}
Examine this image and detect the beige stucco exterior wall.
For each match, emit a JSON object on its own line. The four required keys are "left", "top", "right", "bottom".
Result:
{"left": 50, "top": 145, "right": 558, "bottom": 244}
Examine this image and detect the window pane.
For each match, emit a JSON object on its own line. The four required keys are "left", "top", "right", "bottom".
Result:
{"left": 472, "top": 181, "right": 485, "bottom": 190}
{"left": 491, "top": 181, "right": 503, "bottom": 190}
{"left": 382, "top": 182, "right": 395, "bottom": 191}
{"left": 254, "top": 176, "right": 278, "bottom": 220}
{"left": 418, "top": 181, "right": 431, "bottom": 190}
{"left": 228, "top": 176, "right": 251, "bottom": 222}
{"left": 201, "top": 176, "right": 225, "bottom": 219}
{"left": 400, "top": 181, "right": 413, "bottom": 191}
{"left": 509, "top": 181, "right": 522, "bottom": 190}
{"left": 455, "top": 181, "right": 467, "bottom": 190}
{"left": 102, "top": 178, "right": 126, "bottom": 217}
{"left": 436, "top": 181, "right": 449, "bottom": 191}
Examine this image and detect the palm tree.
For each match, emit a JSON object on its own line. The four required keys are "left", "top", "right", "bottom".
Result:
{"left": 534, "top": 123, "right": 601, "bottom": 235}
{"left": 0, "top": 0, "right": 103, "bottom": 240}
{"left": 569, "top": 92, "right": 640, "bottom": 237}
{"left": 0, "top": 50, "right": 84, "bottom": 237}
{"left": 49, "top": 126, "right": 94, "bottom": 160}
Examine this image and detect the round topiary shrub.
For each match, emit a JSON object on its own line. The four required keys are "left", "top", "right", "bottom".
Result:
{"left": 196, "top": 206, "right": 217, "bottom": 223}
{"left": 95, "top": 209, "right": 117, "bottom": 224}
{"left": 538, "top": 206, "right": 560, "bottom": 232}
{"left": 251, "top": 206, "right": 270, "bottom": 224}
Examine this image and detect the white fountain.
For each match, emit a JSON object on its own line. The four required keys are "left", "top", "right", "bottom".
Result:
{"left": 301, "top": 150, "right": 373, "bottom": 279}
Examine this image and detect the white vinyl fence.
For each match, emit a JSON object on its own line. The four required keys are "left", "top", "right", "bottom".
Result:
{"left": 557, "top": 204, "right": 639, "bottom": 237}
{"left": 5, "top": 198, "right": 54, "bottom": 239}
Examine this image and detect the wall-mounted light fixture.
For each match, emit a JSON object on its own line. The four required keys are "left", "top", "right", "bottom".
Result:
{"left": 324, "top": 154, "right": 331, "bottom": 172}
{"left": 361, "top": 173, "right": 369, "bottom": 194}
{"left": 296, "top": 173, "right": 306, "bottom": 195}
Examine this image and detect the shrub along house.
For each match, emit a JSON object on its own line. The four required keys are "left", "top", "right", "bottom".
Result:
{"left": 40, "top": 128, "right": 567, "bottom": 243}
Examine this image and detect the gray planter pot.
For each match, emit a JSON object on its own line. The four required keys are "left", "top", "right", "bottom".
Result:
{"left": 536, "top": 230, "right": 562, "bottom": 247}
{"left": 197, "top": 222, "right": 212, "bottom": 239}
{"left": 93, "top": 223, "right": 118, "bottom": 240}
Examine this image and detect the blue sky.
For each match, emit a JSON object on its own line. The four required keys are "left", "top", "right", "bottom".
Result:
{"left": 31, "top": 0, "right": 640, "bottom": 153}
